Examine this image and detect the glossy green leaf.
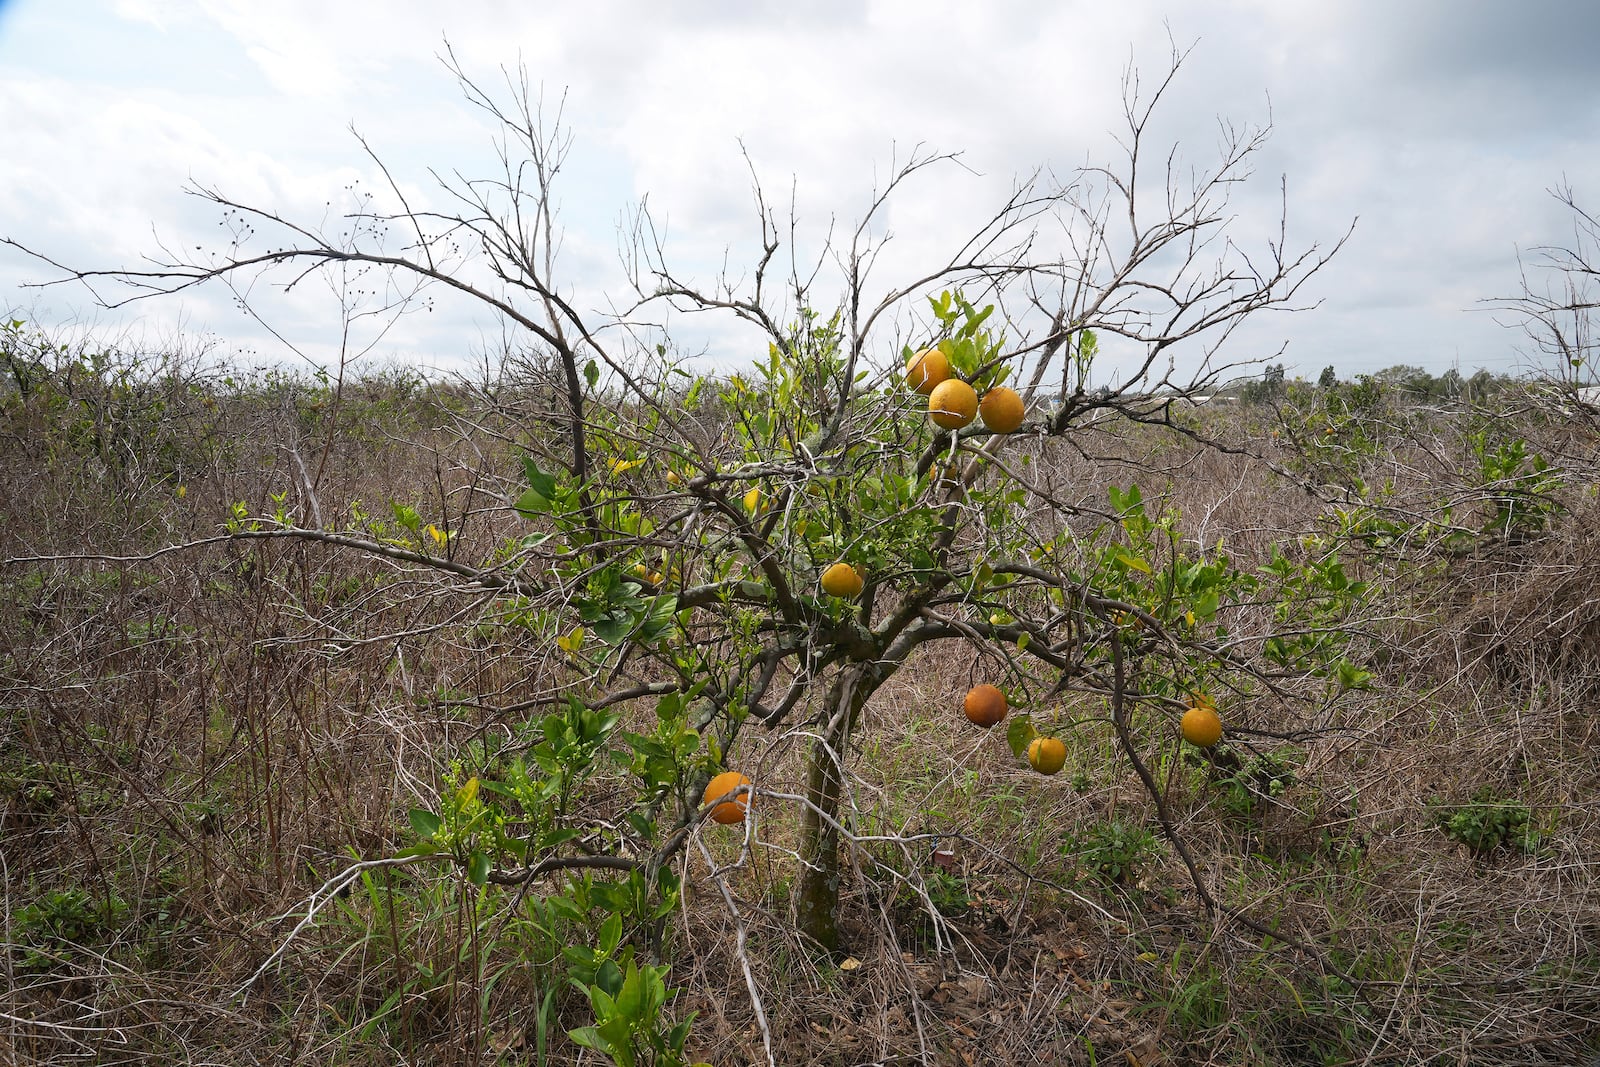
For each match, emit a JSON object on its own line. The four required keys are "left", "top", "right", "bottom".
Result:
{"left": 408, "top": 808, "right": 441, "bottom": 839}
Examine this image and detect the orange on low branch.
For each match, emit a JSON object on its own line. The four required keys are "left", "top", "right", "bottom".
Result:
{"left": 1180, "top": 705, "right": 1223, "bottom": 748}
{"left": 820, "top": 562, "right": 865, "bottom": 599}
{"left": 978, "top": 386, "right": 1025, "bottom": 433}
{"left": 703, "top": 771, "right": 753, "bottom": 824}
{"left": 963, "top": 684, "right": 1008, "bottom": 727}
{"left": 929, "top": 379, "right": 978, "bottom": 430}
{"left": 1027, "top": 735, "right": 1067, "bottom": 775}
{"left": 906, "top": 348, "right": 951, "bottom": 395}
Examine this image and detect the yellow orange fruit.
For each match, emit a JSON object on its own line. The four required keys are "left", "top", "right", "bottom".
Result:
{"left": 820, "top": 562, "right": 865, "bottom": 599}
{"left": 906, "top": 348, "right": 951, "bottom": 395}
{"left": 666, "top": 470, "right": 683, "bottom": 487}
{"left": 963, "top": 684, "right": 1008, "bottom": 728}
{"left": 703, "top": 771, "right": 753, "bottom": 824}
{"left": 978, "top": 386, "right": 1025, "bottom": 433}
{"left": 1180, "top": 705, "right": 1223, "bottom": 748}
{"left": 928, "top": 379, "right": 979, "bottom": 430}
{"left": 1027, "top": 736, "right": 1067, "bottom": 775}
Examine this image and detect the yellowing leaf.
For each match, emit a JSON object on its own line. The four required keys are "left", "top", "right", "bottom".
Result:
{"left": 1114, "top": 549, "right": 1152, "bottom": 574}
{"left": 425, "top": 523, "right": 449, "bottom": 547}
{"left": 556, "top": 627, "right": 585, "bottom": 656}
{"left": 609, "top": 457, "right": 646, "bottom": 476}
{"left": 838, "top": 957, "right": 862, "bottom": 971}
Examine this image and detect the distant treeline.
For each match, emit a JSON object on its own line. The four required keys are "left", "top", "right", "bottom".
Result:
{"left": 1226, "top": 362, "right": 1520, "bottom": 405}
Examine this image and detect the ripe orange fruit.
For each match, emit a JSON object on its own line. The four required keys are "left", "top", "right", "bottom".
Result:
{"left": 963, "top": 684, "right": 1008, "bottom": 728}
{"left": 666, "top": 470, "right": 683, "bottom": 487}
{"left": 1027, "top": 736, "right": 1067, "bottom": 775}
{"left": 1180, "top": 705, "right": 1223, "bottom": 748}
{"left": 928, "top": 379, "right": 979, "bottom": 430}
{"left": 906, "top": 348, "right": 951, "bottom": 395}
{"left": 703, "top": 771, "right": 752, "bottom": 824}
{"left": 978, "top": 386, "right": 1025, "bottom": 433}
{"left": 820, "top": 561, "right": 864, "bottom": 599}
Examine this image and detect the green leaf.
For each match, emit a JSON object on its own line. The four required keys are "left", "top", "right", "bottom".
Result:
{"left": 516, "top": 456, "right": 561, "bottom": 517}
{"left": 596, "top": 958, "right": 625, "bottom": 999}
{"left": 615, "top": 961, "right": 644, "bottom": 1020}
{"left": 389, "top": 500, "right": 421, "bottom": 533}
{"left": 592, "top": 613, "right": 634, "bottom": 645}
{"left": 568, "top": 1025, "right": 608, "bottom": 1053}
{"left": 595, "top": 1018, "right": 637, "bottom": 1067}
{"left": 1337, "top": 659, "right": 1374, "bottom": 691}
{"left": 636, "top": 594, "right": 680, "bottom": 644}
{"left": 584, "top": 359, "right": 599, "bottom": 389}
{"left": 408, "top": 808, "right": 441, "bottom": 839}
{"left": 466, "top": 850, "right": 491, "bottom": 886}
{"left": 537, "top": 827, "right": 583, "bottom": 850}
{"left": 599, "top": 910, "right": 623, "bottom": 955}
{"left": 515, "top": 487, "right": 549, "bottom": 520}
{"left": 1006, "top": 714, "right": 1036, "bottom": 759}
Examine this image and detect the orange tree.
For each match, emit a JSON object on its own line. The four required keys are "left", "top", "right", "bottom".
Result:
{"left": 7, "top": 43, "right": 1365, "bottom": 1023}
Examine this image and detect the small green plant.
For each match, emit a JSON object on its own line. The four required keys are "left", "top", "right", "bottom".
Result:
{"left": 1141, "top": 944, "right": 1229, "bottom": 1031}
{"left": 1213, "top": 748, "right": 1302, "bottom": 818}
{"left": 923, "top": 868, "right": 972, "bottom": 917}
{"left": 15, "top": 886, "right": 128, "bottom": 968}
{"left": 1469, "top": 429, "right": 1563, "bottom": 542}
{"left": 1433, "top": 788, "right": 1537, "bottom": 854}
{"left": 0, "top": 763, "right": 58, "bottom": 813}
{"left": 1064, "top": 818, "right": 1161, "bottom": 886}
{"left": 565, "top": 912, "right": 707, "bottom": 1067}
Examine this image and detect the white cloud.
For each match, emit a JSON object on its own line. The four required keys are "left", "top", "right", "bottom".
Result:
{"left": 4, "top": 0, "right": 1600, "bottom": 380}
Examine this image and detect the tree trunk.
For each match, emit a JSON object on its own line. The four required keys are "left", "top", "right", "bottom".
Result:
{"left": 795, "top": 665, "right": 875, "bottom": 954}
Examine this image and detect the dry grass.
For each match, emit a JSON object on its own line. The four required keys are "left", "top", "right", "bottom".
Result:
{"left": 2, "top": 356, "right": 1598, "bottom": 1066}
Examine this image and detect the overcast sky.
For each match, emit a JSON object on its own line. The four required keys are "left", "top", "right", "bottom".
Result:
{"left": 3, "top": 0, "right": 1598, "bottom": 385}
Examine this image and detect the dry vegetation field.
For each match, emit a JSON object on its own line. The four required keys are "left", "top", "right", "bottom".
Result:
{"left": 2, "top": 336, "right": 1598, "bottom": 1066}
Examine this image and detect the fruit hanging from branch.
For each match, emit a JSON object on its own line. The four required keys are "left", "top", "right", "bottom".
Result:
{"left": 1181, "top": 704, "right": 1224, "bottom": 748}
{"left": 979, "top": 386, "right": 1025, "bottom": 433}
{"left": 820, "top": 561, "right": 865, "bottom": 599}
{"left": 963, "top": 684, "right": 1008, "bottom": 727}
{"left": 703, "top": 771, "right": 753, "bottom": 824}
{"left": 905, "top": 347, "right": 951, "bottom": 395}
{"left": 928, "top": 378, "right": 979, "bottom": 430}
{"left": 1027, "top": 735, "right": 1067, "bottom": 775}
